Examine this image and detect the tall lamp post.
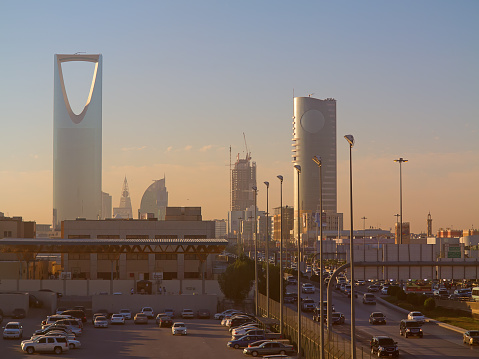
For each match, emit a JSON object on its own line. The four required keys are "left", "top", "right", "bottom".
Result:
{"left": 394, "top": 158, "right": 408, "bottom": 245}
{"left": 277, "top": 175, "right": 284, "bottom": 335}
{"left": 312, "top": 155, "right": 324, "bottom": 359}
{"left": 253, "top": 186, "right": 258, "bottom": 316}
{"left": 264, "top": 181, "right": 270, "bottom": 318}
{"left": 394, "top": 214, "right": 400, "bottom": 244}
{"left": 294, "top": 164, "right": 301, "bottom": 357}
{"left": 344, "top": 134, "right": 356, "bottom": 359}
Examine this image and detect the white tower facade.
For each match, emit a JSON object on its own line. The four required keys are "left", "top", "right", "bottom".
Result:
{"left": 53, "top": 54, "right": 102, "bottom": 229}
{"left": 292, "top": 97, "right": 337, "bottom": 234}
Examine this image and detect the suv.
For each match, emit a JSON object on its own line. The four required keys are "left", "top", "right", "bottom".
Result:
{"left": 141, "top": 307, "right": 154, "bottom": 318}
{"left": 370, "top": 336, "right": 399, "bottom": 357}
{"left": 3, "top": 322, "right": 23, "bottom": 339}
{"left": 400, "top": 320, "right": 423, "bottom": 338}
{"left": 369, "top": 312, "right": 386, "bottom": 325}
{"left": 363, "top": 293, "right": 376, "bottom": 305}
{"left": 301, "top": 298, "right": 315, "bottom": 312}
{"left": 21, "top": 335, "right": 70, "bottom": 354}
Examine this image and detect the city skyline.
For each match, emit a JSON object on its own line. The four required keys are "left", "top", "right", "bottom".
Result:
{"left": 0, "top": 1, "right": 478, "bottom": 233}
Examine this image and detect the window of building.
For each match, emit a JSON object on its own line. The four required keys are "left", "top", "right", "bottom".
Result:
{"left": 155, "top": 253, "right": 177, "bottom": 260}
{"left": 184, "top": 272, "right": 200, "bottom": 279}
{"left": 184, "top": 254, "right": 198, "bottom": 260}
{"left": 163, "top": 272, "right": 177, "bottom": 280}
{"left": 3, "top": 231, "right": 13, "bottom": 237}
{"left": 68, "top": 253, "right": 90, "bottom": 260}
{"left": 98, "top": 253, "right": 119, "bottom": 260}
{"left": 67, "top": 235, "right": 91, "bottom": 239}
{"left": 97, "top": 235, "right": 120, "bottom": 239}
{"left": 126, "top": 235, "right": 149, "bottom": 239}
{"left": 155, "top": 235, "right": 178, "bottom": 239}
{"left": 126, "top": 253, "right": 148, "bottom": 260}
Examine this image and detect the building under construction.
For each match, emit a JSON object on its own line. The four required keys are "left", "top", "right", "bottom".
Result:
{"left": 231, "top": 153, "right": 256, "bottom": 212}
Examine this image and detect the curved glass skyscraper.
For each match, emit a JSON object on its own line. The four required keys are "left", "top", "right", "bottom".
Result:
{"left": 53, "top": 54, "right": 102, "bottom": 229}
{"left": 139, "top": 178, "right": 168, "bottom": 220}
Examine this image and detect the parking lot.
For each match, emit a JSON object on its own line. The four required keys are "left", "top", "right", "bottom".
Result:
{"left": 1, "top": 308, "right": 251, "bottom": 358}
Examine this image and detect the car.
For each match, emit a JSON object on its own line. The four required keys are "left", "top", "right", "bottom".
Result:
{"left": 12, "top": 308, "right": 26, "bottom": 319}
{"left": 171, "top": 322, "right": 187, "bottom": 335}
{"left": 67, "top": 337, "right": 82, "bottom": 349}
{"left": 232, "top": 329, "right": 265, "bottom": 340}
{"left": 283, "top": 293, "right": 297, "bottom": 303}
{"left": 214, "top": 309, "right": 239, "bottom": 320}
{"left": 369, "top": 312, "right": 386, "bottom": 325}
{"left": 227, "top": 334, "right": 265, "bottom": 349}
{"left": 368, "top": 285, "right": 380, "bottom": 292}
{"left": 92, "top": 313, "right": 105, "bottom": 325}
{"left": 164, "top": 308, "right": 175, "bottom": 319}
{"left": 433, "top": 288, "right": 449, "bottom": 299}
{"left": 31, "top": 330, "right": 76, "bottom": 341}
{"left": 159, "top": 316, "right": 173, "bottom": 328}
{"left": 110, "top": 314, "right": 125, "bottom": 325}
{"left": 453, "top": 289, "right": 472, "bottom": 301}
{"left": 21, "top": 335, "right": 70, "bottom": 354}
{"left": 400, "top": 319, "right": 423, "bottom": 338}
{"left": 181, "top": 308, "right": 195, "bottom": 318}
{"left": 407, "top": 311, "right": 425, "bottom": 324}
{"left": 328, "top": 312, "right": 345, "bottom": 325}
{"left": 134, "top": 313, "right": 148, "bottom": 324}
{"left": 61, "top": 309, "right": 87, "bottom": 323}
{"left": 287, "top": 277, "right": 297, "bottom": 285}
{"left": 231, "top": 323, "right": 261, "bottom": 335}
{"left": 141, "top": 307, "right": 154, "bottom": 318}
{"left": 119, "top": 309, "right": 132, "bottom": 320}
{"left": 363, "top": 293, "right": 376, "bottom": 305}
{"left": 51, "top": 319, "right": 83, "bottom": 336}
{"left": 33, "top": 324, "right": 72, "bottom": 337}
{"left": 39, "top": 289, "right": 62, "bottom": 298}
{"left": 156, "top": 313, "right": 168, "bottom": 324}
{"left": 301, "top": 298, "right": 315, "bottom": 312}
{"left": 94, "top": 316, "right": 109, "bottom": 328}
{"left": 301, "top": 283, "right": 315, "bottom": 294}
{"left": 243, "top": 341, "right": 295, "bottom": 357}
{"left": 42, "top": 315, "right": 73, "bottom": 328}
{"left": 197, "top": 309, "right": 210, "bottom": 319}
{"left": 370, "top": 336, "right": 399, "bottom": 357}
{"left": 3, "top": 322, "right": 23, "bottom": 339}
{"left": 463, "top": 330, "right": 479, "bottom": 345}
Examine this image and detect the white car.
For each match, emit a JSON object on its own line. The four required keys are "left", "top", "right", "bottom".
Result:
{"left": 181, "top": 309, "right": 194, "bottom": 319}
{"left": 94, "top": 316, "right": 109, "bottom": 328}
{"left": 407, "top": 311, "right": 426, "bottom": 323}
{"left": 110, "top": 314, "right": 125, "bottom": 325}
{"left": 141, "top": 307, "right": 154, "bottom": 319}
{"left": 119, "top": 309, "right": 132, "bottom": 320}
{"left": 67, "top": 337, "right": 81, "bottom": 349}
{"left": 21, "top": 336, "right": 70, "bottom": 354}
{"left": 171, "top": 322, "right": 187, "bottom": 335}
{"left": 3, "top": 322, "right": 23, "bottom": 339}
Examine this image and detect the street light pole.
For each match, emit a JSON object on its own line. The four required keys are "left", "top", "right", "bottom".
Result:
{"left": 264, "top": 181, "right": 270, "bottom": 318}
{"left": 253, "top": 186, "right": 258, "bottom": 316}
{"left": 394, "top": 214, "right": 400, "bottom": 244}
{"left": 345, "top": 134, "right": 356, "bottom": 359}
{"left": 312, "top": 155, "right": 324, "bottom": 359}
{"left": 294, "top": 164, "right": 301, "bottom": 357}
{"left": 277, "top": 175, "right": 284, "bottom": 335}
{"left": 394, "top": 158, "right": 408, "bottom": 245}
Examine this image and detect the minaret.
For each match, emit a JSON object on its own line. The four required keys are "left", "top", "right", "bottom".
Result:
{"left": 113, "top": 176, "right": 133, "bottom": 219}
{"left": 427, "top": 212, "right": 433, "bottom": 237}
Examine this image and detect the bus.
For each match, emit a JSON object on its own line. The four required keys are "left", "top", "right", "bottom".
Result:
{"left": 472, "top": 287, "right": 479, "bottom": 302}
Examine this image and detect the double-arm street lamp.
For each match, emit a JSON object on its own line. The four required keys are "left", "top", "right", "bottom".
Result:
{"left": 264, "top": 181, "right": 270, "bottom": 318}
{"left": 312, "top": 155, "right": 324, "bottom": 359}
{"left": 344, "top": 134, "right": 356, "bottom": 359}
{"left": 294, "top": 164, "right": 301, "bottom": 357}
{"left": 393, "top": 158, "right": 408, "bottom": 244}
{"left": 277, "top": 175, "right": 284, "bottom": 334}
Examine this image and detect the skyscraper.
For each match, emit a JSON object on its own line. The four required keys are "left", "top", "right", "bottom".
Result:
{"left": 53, "top": 54, "right": 102, "bottom": 229}
{"left": 113, "top": 177, "right": 133, "bottom": 219}
{"left": 231, "top": 153, "right": 256, "bottom": 211}
{"left": 139, "top": 178, "right": 168, "bottom": 220}
{"left": 292, "top": 97, "right": 338, "bottom": 235}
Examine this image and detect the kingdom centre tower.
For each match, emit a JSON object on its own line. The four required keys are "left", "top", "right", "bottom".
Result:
{"left": 53, "top": 54, "right": 102, "bottom": 229}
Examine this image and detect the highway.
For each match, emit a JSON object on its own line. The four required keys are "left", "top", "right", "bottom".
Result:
{"left": 285, "top": 281, "right": 479, "bottom": 358}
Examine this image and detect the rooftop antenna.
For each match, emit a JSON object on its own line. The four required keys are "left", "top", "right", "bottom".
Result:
{"left": 74, "top": 52, "right": 86, "bottom": 55}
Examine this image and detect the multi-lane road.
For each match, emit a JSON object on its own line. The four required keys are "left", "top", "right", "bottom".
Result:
{"left": 285, "top": 281, "right": 478, "bottom": 358}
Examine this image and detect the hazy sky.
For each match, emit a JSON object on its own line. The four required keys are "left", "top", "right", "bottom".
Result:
{"left": 1, "top": 1, "right": 478, "bottom": 234}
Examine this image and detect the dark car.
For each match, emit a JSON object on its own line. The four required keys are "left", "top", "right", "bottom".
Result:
{"left": 283, "top": 292, "right": 297, "bottom": 303}
{"left": 368, "top": 285, "right": 380, "bottom": 292}
{"left": 370, "top": 336, "right": 399, "bottom": 357}
{"left": 399, "top": 320, "right": 423, "bottom": 338}
{"left": 227, "top": 335, "right": 265, "bottom": 349}
{"left": 197, "top": 309, "right": 211, "bottom": 319}
{"left": 12, "top": 308, "right": 26, "bottom": 319}
{"left": 369, "top": 312, "right": 386, "bottom": 325}
{"left": 61, "top": 310, "right": 86, "bottom": 323}
{"left": 159, "top": 316, "right": 173, "bottom": 328}
{"left": 29, "top": 294, "right": 43, "bottom": 308}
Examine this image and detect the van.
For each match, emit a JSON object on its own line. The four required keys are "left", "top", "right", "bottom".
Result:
{"left": 363, "top": 293, "right": 376, "bottom": 305}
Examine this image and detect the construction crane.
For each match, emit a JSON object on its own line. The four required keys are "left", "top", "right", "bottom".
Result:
{"left": 243, "top": 132, "right": 250, "bottom": 160}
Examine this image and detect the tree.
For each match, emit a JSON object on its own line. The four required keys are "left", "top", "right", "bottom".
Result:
{"left": 218, "top": 255, "right": 255, "bottom": 305}
{"left": 258, "top": 263, "right": 286, "bottom": 302}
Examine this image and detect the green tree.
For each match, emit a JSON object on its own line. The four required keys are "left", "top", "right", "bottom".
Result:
{"left": 258, "top": 263, "right": 287, "bottom": 302}
{"left": 424, "top": 298, "right": 436, "bottom": 311}
{"left": 218, "top": 255, "right": 255, "bottom": 305}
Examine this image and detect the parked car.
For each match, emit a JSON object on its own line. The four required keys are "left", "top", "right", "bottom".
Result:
{"left": 407, "top": 311, "right": 425, "bottom": 324}
{"left": 21, "top": 335, "right": 70, "bottom": 354}
{"left": 119, "top": 309, "right": 132, "bottom": 320}
{"left": 232, "top": 329, "right": 265, "bottom": 340}
{"left": 159, "top": 316, "right": 173, "bottom": 328}
{"left": 67, "top": 337, "right": 82, "bottom": 349}
{"left": 171, "top": 322, "right": 187, "bottom": 335}
{"left": 55, "top": 307, "right": 67, "bottom": 315}
{"left": 42, "top": 315, "right": 73, "bottom": 328}
{"left": 197, "top": 309, "right": 210, "bottom": 319}
{"left": 181, "top": 309, "right": 195, "bottom": 319}
{"left": 33, "top": 324, "right": 72, "bottom": 337}
{"left": 141, "top": 307, "right": 154, "bottom": 319}
{"left": 61, "top": 310, "right": 87, "bottom": 323}
{"left": 164, "top": 308, "right": 175, "bottom": 319}
{"left": 400, "top": 319, "right": 423, "bottom": 338}
{"left": 110, "top": 314, "right": 125, "bottom": 325}
{"left": 214, "top": 309, "right": 239, "bottom": 320}
{"left": 369, "top": 312, "right": 386, "bottom": 325}
{"left": 227, "top": 334, "right": 265, "bottom": 349}
{"left": 31, "top": 330, "right": 75, "bottom": 341}
{"left": 370, "top": 336, "right": 399, "bottom": 357}
{"left": 243, "top": 341, "right": 295, "bottom": 357}
{"left": 3, "top": 322, "right": 23, "bottom": 339}
{"left": 231, "top": 324, "right": 261, "bottom": 336}
{"left": 363, "top": 293, "right": 376, "bottom": 305}
{"left": 134, "top": 313, "right": 148, "bottom": 324}
{"left": 51, "top": 319, "right": 83, "bottom": 336}
{"left": 94, "top": 316, "right": 109, "bottom": 328}
{"left": 463, "top": 330, "right": 479, "bottom": 345}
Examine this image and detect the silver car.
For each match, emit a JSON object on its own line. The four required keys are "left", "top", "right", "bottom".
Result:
{"left": 3, "top": 322, "right": 23, "bottom": 339}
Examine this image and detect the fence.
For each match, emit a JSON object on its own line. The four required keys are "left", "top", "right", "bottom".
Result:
{"left": 258, "top": 294, "right": 378, "bottom": 359}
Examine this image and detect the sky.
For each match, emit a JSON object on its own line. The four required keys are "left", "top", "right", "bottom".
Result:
{"left": 0, "top": 1, "right": 478, "bottom": 234}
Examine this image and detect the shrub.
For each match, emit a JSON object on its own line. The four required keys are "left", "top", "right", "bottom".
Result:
{"left": 397, "top": 290, "right": 407, "bottom": 301}
{"left": 418, "top": 294, "right": 429, "bottom": 307}
{"left": 388, "top": 285, "right": 401, "bottom": 296}
{"left": 424, "top": 298, "right": 436, "bottom": 311}
{"left": 407, "top": 293, "right": 419, "bottom": 305}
